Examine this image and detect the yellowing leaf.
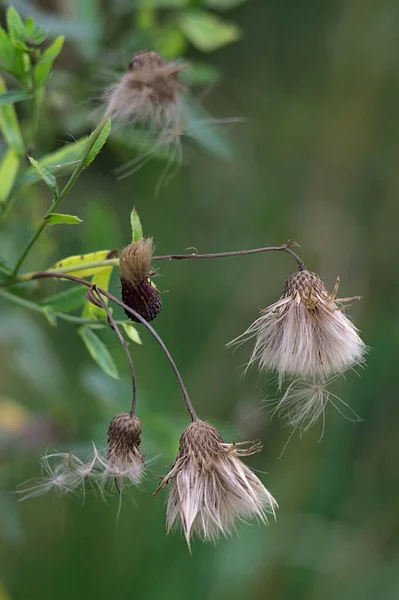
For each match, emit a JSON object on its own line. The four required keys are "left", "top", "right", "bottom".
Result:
{"left": 50, "top": 250, "right": 116, "bottom": 277}
{"left": 179, "top": 10, "right": 241, "bottom": 52}
{"left": 122, "top": 323, "right": 142, "bottom": 345}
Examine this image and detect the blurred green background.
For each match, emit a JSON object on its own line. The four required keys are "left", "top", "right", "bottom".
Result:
{"left": 1, "top": 1, "right": 399, "bottom": 599}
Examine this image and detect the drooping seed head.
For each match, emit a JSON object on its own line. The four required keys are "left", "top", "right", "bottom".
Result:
{"left": 101, "top": 413, "right": 145, "bottom": 488}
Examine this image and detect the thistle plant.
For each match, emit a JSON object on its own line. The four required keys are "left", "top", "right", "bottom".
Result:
{"left": 0, "top": 6, "right": 367, "bottom": 551}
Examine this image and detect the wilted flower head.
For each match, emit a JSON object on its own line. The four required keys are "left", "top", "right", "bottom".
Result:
{"left": 95, "top": 413, "right": 145, "bottom": 493}
{"left": 229, "top": 269, "right": 366, "bottom": 384}
{"left": 119, "top": 238, "right": 162, "bottom": 322}
{"left": 17, "top": 451, "right": 96, "bottom": 502}
{"left": 104, "top": 50, "right": 187, "bottom": 131}
{"left": 155, "top": 419, "right": 277, "bottom": 548}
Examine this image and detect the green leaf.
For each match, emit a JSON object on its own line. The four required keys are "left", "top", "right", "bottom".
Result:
{"left": 82, "top": 267, "right": 113, "bottom": 320}
{"left": 204, "top": 0, "right": 248, "bottom": 8}
{"left": 183, "top": 97, "right": 233, "bottom": 160}
{"left": 21, "top": 137, "right": 88, "bottom": 187}
{"left": 39, "top": 286, "right": 87, "bottom": 313}
{"left": 0, "top": 75, "right": 25, "bottom": 156}
{"left": 78, "top": 326, "right": 118, "bottom": 379}
{"left": 43, "top": 306, "right": 58, "bottom": 326}
{"left": 25, "top": 17, "right": 47, "bottom": 45}
{"left": 28, "top": 156, "right": 58, "bottom": 195}
{"left": 0, "top": 90, "right": 33, "bottom": 105}
{"left": 130, "top": 209, "right": 143, "bottom": 242}
{"left": 34, "top": 36, "right": 64, "bottom": 87}
{"left": 50, "top": 249, "right": 116, "bottom": 277}
{"left": 0, "top": 26, "right": 18, "bottom": 74}
{"left": 84, "top": 119, "right": 111, "bottom": 166}
{"left": 0, "top": 149, "right": 19, "bottom": 204}
{"left": 179, "top": 10, "right": 241, "bottom": 52}
{"left": 6, "top": 7, "right": 26, "bottom": 46}
{"left": 122, "top": 323, "right": 142, "bottom": 345}
{"left": 45, "top": 213, "right": 82, "bottom": 225}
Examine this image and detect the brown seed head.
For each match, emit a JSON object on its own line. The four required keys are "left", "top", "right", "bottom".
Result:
{"left": 107, "top": 413, "right": 144, "bottom": 466}
{"left": 178, "top": 420, "right": 223, "bottom": 469}
{"left": 283, "top": 270, "right": 329, "bottom": 309}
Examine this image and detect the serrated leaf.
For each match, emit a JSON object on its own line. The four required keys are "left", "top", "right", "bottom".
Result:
{"left": 179, "top": 10, "right": 241, "bottom": 52}
{"left": 28, "top": 156, "right": 58, "bottom": 194}
{"left": 130, "top": 209, "right": 143, "bottom": 242}
{"left": 0, "top": 90, "right": 32, "bottom": 105}
{"left": 34, "top": 36, "right": 64, "bottom": 87}
{"left": 122, "top": 323, "right": 142, "bottom": 345}
{"left": 43, "top": 306, "right": 57, "bottom": 326}
{"left": 0, "top": 75, "right": 25, "bottom": 156}
{"left": 84, "top": 119, "right": 111, "bottom": 166}
{"left": 45, "top": 213, "right": 82, "bottom": 225}
{"left": 50, "top": 249, "right": 116, "bottom": 277}
{"left": 21, "top": 137, "right": 88, "bottom": 187}
{"left": 78, "top": 326, "right": 118, "bottom": 379}
{"left": 39, "top": 286, "right": 87, "bottom": 313}
{"left": 82, "top": 267, "right": 113, "bottom": 320}
{"left": 0, "top": 149, "right": 19, "bottom": 204}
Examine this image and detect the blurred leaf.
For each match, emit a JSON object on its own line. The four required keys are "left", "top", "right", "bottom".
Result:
{"left": 122, "top": 323, "right": 142, "bottom": 345}
{"left": 154, "top": 26, "right": 187, "bottom": 59}
{"left": 21, "top": 137, "right": 88, "bottom": 187}
{"left": 34, "top": 36, "right": 65, "bottom": 87}
{"left": 43, "top": 306, "right": 57, "bottom": 326}
{"left": 205, "top": 0, "right": 248, "bottom": 8}
{"left": 78, "top": 326, "right": 118, "bottom": 379}
{"left": 179, "top": 10, "right": 241, "bottom": 52}
{"left": 6, "top": 7, "right": 27, "bottom": 47}
{"left": 0, "top": 149, "right": 19, "bottom": 204}
{"left": 0, "top": 90, "right": 32, "bottom": 105}
{"left": 0, "top": 257, "right": 12, "bottom": 282}
{"left": 82, "top": 267, "right": 113, "bottom": 320}
{"left": 182, "top": 62, "right": 219, "bottom": 86}
{"left": 50, "top": 249, "right": 115, "bottom": 277}
{"left": 84, "top": 119, "right": 111, "bottom": 166}
{"left": 28, "top": 155, "right": 59, "bottom": 195}
{"left": 70, "top": 0, "right": 101, "bottom": 59}
{"left": 130, "top": 208, "right": 143, "bottom": 242}
{"left": 0, "top": 75, "right": 25, "bottom": 156}
{"left": 0, "top": 26, "right": 18, "bottom": 74}
{"left": 183, "top": 97, "right": 233, "bottom": 159}
{"left": 39, "top": 286, "right": 87, "bottom": 313}
{"left": 45, "top": 213, "right": 82, "bottom": 225}
{"left": 136, "top": 0, "right": 189, "bottom": 6}
{"left": 25, "top": 17, "right": 47, "bottom": 45}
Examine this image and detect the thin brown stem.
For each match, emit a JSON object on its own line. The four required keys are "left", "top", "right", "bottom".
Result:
{"left": 30, "top": 271, "right": 198, "bottom": 422}
{"left": 152, "top": 240, "right": 306, "bottom": 271}
{"left": 88, "top": 286, "right": 137, "bottom": 416}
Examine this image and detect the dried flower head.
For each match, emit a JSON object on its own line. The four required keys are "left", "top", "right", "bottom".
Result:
{"left": 95, "top": 413, "right": 145, "bottom": 493}
{"left": 155, "top": 420, "right": 277, "bottom": 548}
{"left": 119, "top": 238, "right": 162, "bottom": 322}
{"left": 104, "top": 50, "right": 187, "bottom": 131}
{"left": 229, "top": 269, "right": 366, "bottom": 384}
{"left": 17, "top": 452, "right": 96, "bottom": 502}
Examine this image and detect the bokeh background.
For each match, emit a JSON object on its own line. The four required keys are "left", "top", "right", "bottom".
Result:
{"left": 1, "top": 1, "right": 399, "bottom": 599}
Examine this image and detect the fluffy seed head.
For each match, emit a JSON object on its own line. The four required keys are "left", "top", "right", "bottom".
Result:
{"left": 119, "top": 239, "right": 162, "bottom": 322}
{"left": 104, "top": 50, "right": 187, "bottom": 129}
{"left": 229, "top": 269, "right": 366, "bottom": 384}
{"left": 101, "top": 413, "right": 145, "bottom": 487}
{"left": 155, "top": 420, "right": 277, "bottom": 548}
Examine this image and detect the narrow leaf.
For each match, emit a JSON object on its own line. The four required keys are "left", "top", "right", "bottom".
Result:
{"left": 0, "top": 149, "right": 19, "bottom": 204}
{"left": 39, "top": 286, "right": 87, "bottom": 313}
{"left": 78, "top": 327, "right": 118, "bottom": 379}
{"left": 122, "top": 323, "right": 142, "bottom": 345}
{"left": 0, "top": 75, "right": 25, "bottom": 156}
{"left": 130, "top": 208, "right": 143, "bottom": 242}
{"left": 6, "top": 7, "right": 26, "bottom": 46}
{"left": 28, "top": 156, "right": 59, "bottom": 195}
{"left": 45, "top": 213, "right": 82, "bottom": 225}
{"left": 34, "top": 36, "right": 64, "bottom": 87}
{"left": 0, "top": 90, "right": 32, "bottom": 105}
{"left": 0, "top": 26, "right": 17, "bottom": 74}
{"left": 179, "top": 10, "right": 241, "bottom": 52}
{"left": 84, "top": 119, "right": 111, "bottom": 166}
{"left": 50, "top": 249, "right": 116, "bottom": 277}
{"left": 43, "top": 306, "right": 57, "bottom": 326}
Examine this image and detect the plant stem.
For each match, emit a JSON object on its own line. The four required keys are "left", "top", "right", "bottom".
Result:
{"left": 30, "top": 271, "right": 198, "bottom": 422}
{"left": 89, "top": 286, "right": 137, "bottom": 416}
{"left": 11, "top": 119, "right": 108, "bottom": 277}
{"left": 10, "top": 241, "right": 304, "bottom": 284}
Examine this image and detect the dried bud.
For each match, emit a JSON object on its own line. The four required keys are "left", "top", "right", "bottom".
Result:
{"left": 156, "top": 420, "right": 277, "bottom": 548}
{"left": 97, "top": 413, "right": 145, "bottom": 489}
{"left": 229, "top": 269, "right": 366, "bottom": 383}
{"left": 104, "top": 50, "right": 187, "bottom": 130}
{"left": 119, "top": 238, "right": 162, "bottom": 322}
